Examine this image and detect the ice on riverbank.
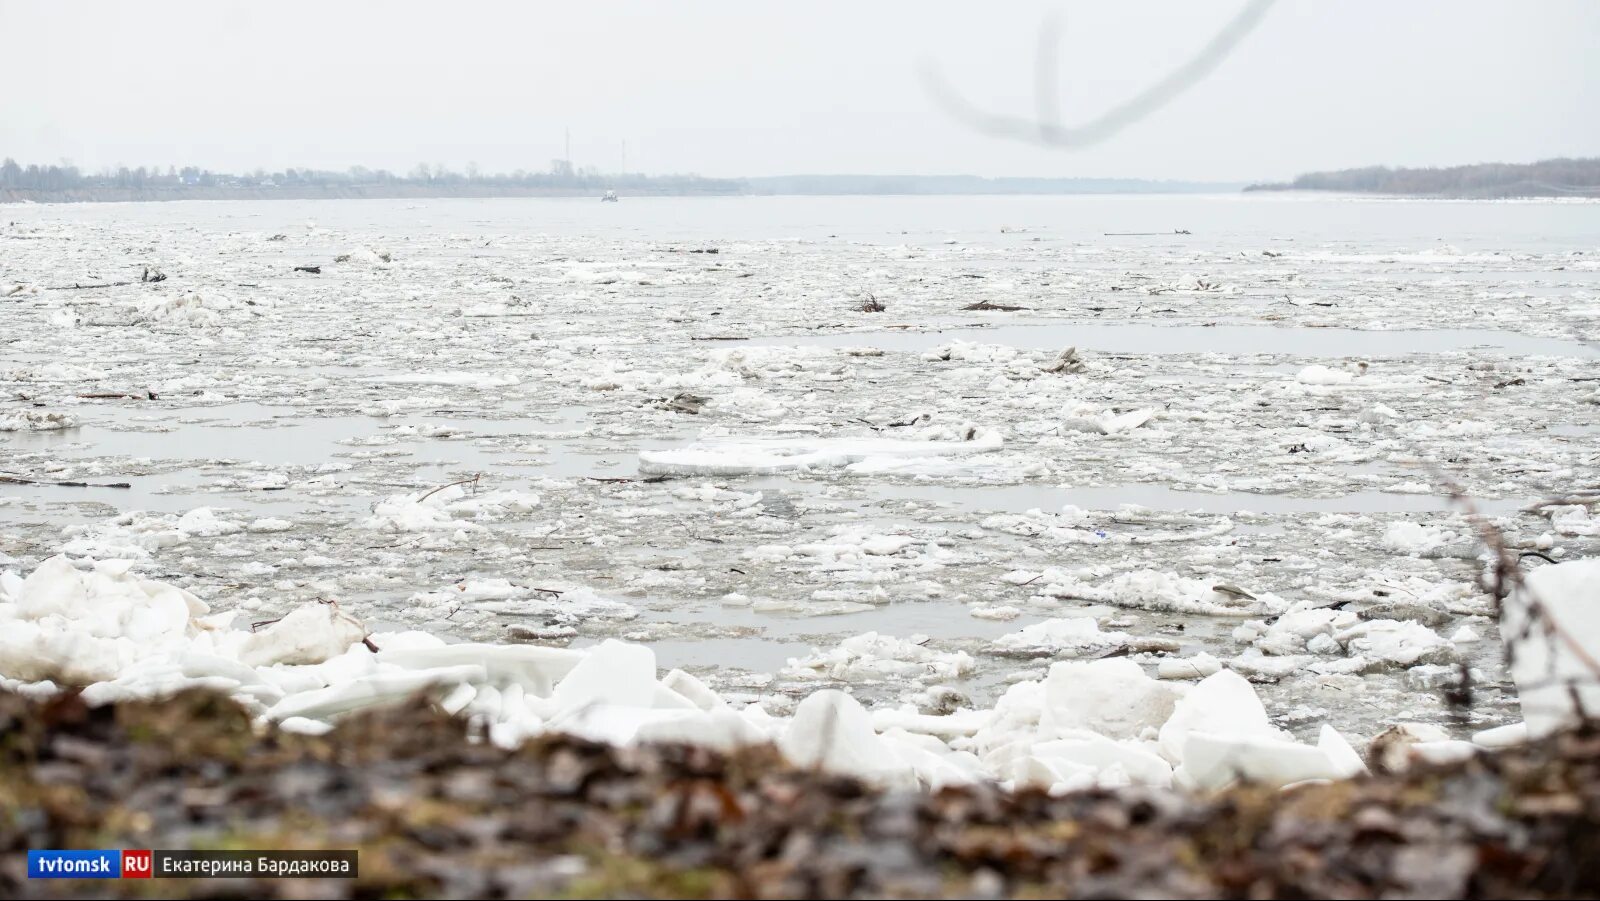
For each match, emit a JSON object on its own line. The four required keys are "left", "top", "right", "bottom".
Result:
{"left": 0, "top": 555, "right": 1415, "bottom": 795}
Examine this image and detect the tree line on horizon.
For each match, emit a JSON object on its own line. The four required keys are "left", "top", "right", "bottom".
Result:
{"left": 0, "top": 158, "right": 742, "bottom": 196}
{"left": 7, "top": 156, "right": 1597, "bottom": 200}
{"left": 1246, "top": 157, "right": 1600, "bottom": 198}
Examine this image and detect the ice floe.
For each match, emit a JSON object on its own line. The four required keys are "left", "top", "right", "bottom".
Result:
{"left": 0, "top": 409, "right": 79, "bottom": 431}
{"left": 991, "top": 616, "right": 1132, "bottom": 657}
{"left": 1034, "top": 569, "right": 1289, "bottom": 617}
{"left": 1501, "top": 558, "right": 1600, "bottom": 736}
{"left": 639, "top": 428, "right": 1002, "bottom": 476}
{"left": 784, "top": 632, "right": 975, "bottom": 683}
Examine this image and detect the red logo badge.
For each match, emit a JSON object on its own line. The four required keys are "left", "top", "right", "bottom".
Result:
{"left": 120, "top": 850, "right": 152, "bottom": 879}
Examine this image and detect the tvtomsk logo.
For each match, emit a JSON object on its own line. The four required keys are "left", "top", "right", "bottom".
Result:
{"left": 26, "top": 850, "right": 152, "bottom": 878}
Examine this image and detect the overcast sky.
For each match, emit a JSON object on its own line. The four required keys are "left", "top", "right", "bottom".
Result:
{"left": 1, "top": 0, "right": 1595, "bottom": 182}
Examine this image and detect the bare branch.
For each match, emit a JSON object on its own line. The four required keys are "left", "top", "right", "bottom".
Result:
{"left": 921, "top": 0, "right": 1277, "bottom": 149}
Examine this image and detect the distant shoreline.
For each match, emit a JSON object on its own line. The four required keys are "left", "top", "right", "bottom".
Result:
{"left": 1, "top": 189, "right": 1249, "bottom": 205}
{"left": 0, "top": 184, "right": 740, "bottom": 204}
{"left": 1246, "top": 157, "right": 1600, "bottom": 199}
{"left": 6, "top": 187, "right": 1596, "bottom": 205}
{"left": 5, "top": 180, "right": 1596, "bottom": 205}
{"left": 5, "top": 156, "right": 1596, "bottom": 203}
{"left": 0, "top": 173, "right": 1242, "bottom": 205}
{"left": 0, "top": 187, "right": 1247, "bottom": 204}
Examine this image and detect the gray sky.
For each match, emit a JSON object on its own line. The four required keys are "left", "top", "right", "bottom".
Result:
{"left": 1, "top": 0, "right": 1595, "bottom": 181}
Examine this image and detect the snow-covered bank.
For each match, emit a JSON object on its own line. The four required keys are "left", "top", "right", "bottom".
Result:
{"left": 4, "top": 553, "right": 1577, "bottom": 794}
